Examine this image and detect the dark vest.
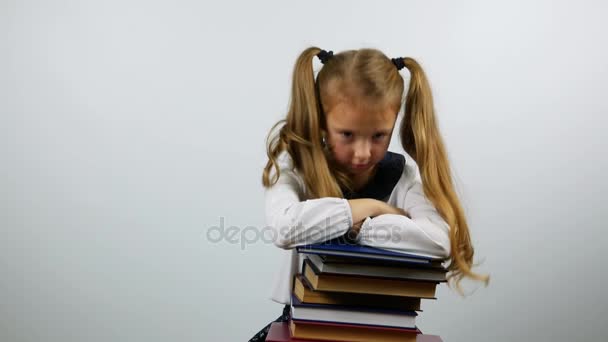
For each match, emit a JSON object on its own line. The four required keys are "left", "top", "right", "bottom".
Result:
{"left": 340, "top": 151, "right": 406, "bottom": 201}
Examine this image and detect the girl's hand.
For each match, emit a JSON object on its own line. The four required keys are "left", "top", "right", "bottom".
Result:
{"left": 378, "top": 202, "right": 411, "bottom": 218}
{"left": 347, "top": 199, "right": 411, "bottom": 230}
{"left": 351, "top": 219, "right": 364, "bottom": 234}
{"left": 348, "top": 202, "right": 410, "bottom": 239}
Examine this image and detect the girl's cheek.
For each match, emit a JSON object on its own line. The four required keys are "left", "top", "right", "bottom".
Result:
{"left": 331, "top": 145, "right": 350, "bottom": 162}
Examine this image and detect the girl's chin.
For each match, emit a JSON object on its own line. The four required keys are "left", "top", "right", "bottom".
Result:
{"left": 348, "top": 164, "right": 374, "bottom": 174}
{"left": 349, "top": 167, "right": 368, "bottom": 173}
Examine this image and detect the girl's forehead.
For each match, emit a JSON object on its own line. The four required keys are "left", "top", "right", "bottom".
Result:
{"left": 326, "top": 102, "right": 396, "bottom": 131}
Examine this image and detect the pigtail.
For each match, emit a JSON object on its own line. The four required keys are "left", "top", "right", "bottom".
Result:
{"left": 399, "top": 57, "right": 490, "bottom": 295}
{"left": 262, "top": 47, "right": 344, "bottom": 199}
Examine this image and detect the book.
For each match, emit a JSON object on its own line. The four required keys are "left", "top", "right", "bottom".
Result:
{"left": 290, "top": 319, "right": 419, "bottom": 342}
{"left": 265, "top": 321, "right": 326, "bottom": 341}
{"left": 307, "top": 254, "right": 447, "bottom": 282}
{"left": 293, "top": 274, "right": 423, "bottom": 311}
{"left": 319, "top": 254, "right": 445, "bottom": 268}
{"left": 267, "top": 321, "right": 443, "bottom": 341}
{"left": 291, "top": 293, "right": 417, "bottom": 329}
{"left": 296, "top": 236, "right": 445, "bottom": 265}
{"left": 303, "top": 258, "right": 438, "bottom": 298}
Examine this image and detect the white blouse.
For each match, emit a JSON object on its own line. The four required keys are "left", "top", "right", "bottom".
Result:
{"left": 264, "top": 151, "right": 451, "bottom": 305}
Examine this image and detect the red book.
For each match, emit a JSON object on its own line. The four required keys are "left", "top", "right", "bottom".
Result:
{"left": 265, "top": 321, "right": 327, "bottom": 341}
{"left": 265, "top": 321, "right": 443, "bottom": 342}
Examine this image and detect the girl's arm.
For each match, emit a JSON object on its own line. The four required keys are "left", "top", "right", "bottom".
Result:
{"left": 346, "top": 199, "right": 384, "bottom": 229}
{"left": 354, "top": 175, "right": 451, "bottom": 259}
{"left": 347, "top": 199, "right": 410, "bottom": 233}
{"left": 265, "top": 169, "right": 353, "bottom": 250}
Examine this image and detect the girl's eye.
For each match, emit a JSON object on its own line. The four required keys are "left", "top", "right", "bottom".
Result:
{"left": 373, "top": 133, "right": 386, "bottom": 140}
{"left": 341, "top": 132, "right": 353, "bottom": 138}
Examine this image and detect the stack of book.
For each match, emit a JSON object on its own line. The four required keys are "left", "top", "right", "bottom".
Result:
{"left": 268, "top": 236, "right": 448, "bottom": 342}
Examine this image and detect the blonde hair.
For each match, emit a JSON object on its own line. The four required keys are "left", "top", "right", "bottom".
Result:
{"left": 262, "top": 46, "right": 489, "bottom": 295}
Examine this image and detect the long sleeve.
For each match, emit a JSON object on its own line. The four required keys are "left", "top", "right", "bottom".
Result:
{"left": 264, "top": 161, "right": 353, "bottom": 250}
{"left": 356, "top": 164, "right": 451, "bottom": 259}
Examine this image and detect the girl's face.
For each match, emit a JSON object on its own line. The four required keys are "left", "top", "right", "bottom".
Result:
{"left": 325, "top": 102, "right": 397, "bottom": 177}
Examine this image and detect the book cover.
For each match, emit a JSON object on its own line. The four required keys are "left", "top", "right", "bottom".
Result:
{"left": 268, "top": 321, "right": 443, "bottom": 341}
{"left": 303, "top": 258, "right": 439, "bottom": 298}
{"left": 291, "top": 293, "right": 417, "bottom": 329}
{"left": 293, "top": 274, "right": 425, "bottom": 311}
{"left": 290, "top": 319, "right": 420, "bottom": 342}
{"left": 265, "top": 321, "right": 330, "bottom": 341}
{"left": 307, "top": 254, "right": 447, "bottom": 282}
{"left": 320, "top": 254, "right": 445, "bottom": 268}
{"left": 296, "top": 236, "right": 444, "bottom": 265}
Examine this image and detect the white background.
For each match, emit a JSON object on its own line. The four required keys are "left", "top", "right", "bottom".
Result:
{"left": 2, "top": 1, "right": 607, "bottom": 341}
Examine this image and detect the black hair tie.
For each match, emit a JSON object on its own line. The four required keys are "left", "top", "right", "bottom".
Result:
{"left": 317, "top": 49, "right": 334, "bottom": 64}
{"left": 392, "top": 57, "right": 406, "bottom": 70}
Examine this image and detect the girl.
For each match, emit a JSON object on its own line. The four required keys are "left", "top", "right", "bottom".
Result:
{"left": 248, "top": 46, "right": 489, "bottom": 341}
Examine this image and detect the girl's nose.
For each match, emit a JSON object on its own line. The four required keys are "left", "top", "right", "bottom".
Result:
{"left": 353, "top": 140, "right": 372, "bottom": 162}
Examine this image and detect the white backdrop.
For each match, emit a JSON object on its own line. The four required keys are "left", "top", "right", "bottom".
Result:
{"left": 2, "top": 1, "right": 607, "bottom": 341}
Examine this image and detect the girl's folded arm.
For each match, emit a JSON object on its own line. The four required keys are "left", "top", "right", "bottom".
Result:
{"left": 356, "top": 179, "right": 451, "bottom": 259}
{"left": 264, "top": 170, "right": 353, "bottom": 249}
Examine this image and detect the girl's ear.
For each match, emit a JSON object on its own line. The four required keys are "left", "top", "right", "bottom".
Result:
{"left": 320, "top": 127, "right": 328, "bottom": 138}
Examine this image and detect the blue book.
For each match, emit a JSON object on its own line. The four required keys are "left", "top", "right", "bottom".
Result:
{"left": 296, "top": 236, "right": 444, "bottom": 265}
